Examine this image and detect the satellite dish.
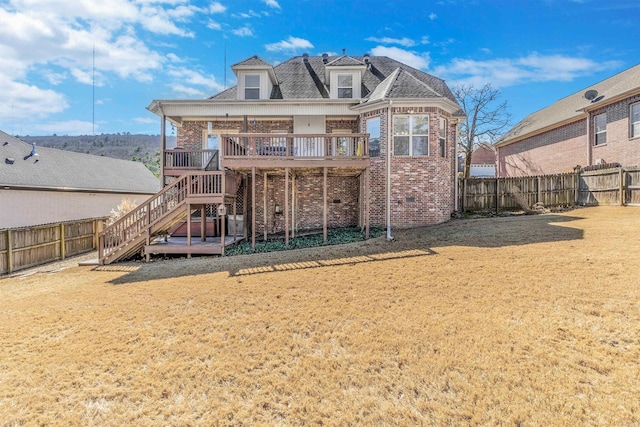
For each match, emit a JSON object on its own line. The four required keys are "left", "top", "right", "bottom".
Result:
{"left": 584, "top": 89, "right": 599, "bottom": 102}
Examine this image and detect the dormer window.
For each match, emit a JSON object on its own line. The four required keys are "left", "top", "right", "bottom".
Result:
{"left": 244, "top": 74, "right": 260, "bottom": 100}
{"left": 337, "top": 74, "right": 353, "bottom": 98}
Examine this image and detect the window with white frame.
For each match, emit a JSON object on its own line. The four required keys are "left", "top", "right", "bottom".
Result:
{"left": 393, "top": 115, "right": 429, "bottom": 156}
{"left": 631, "top": 102, "right": 640, "bottom": 138}
{"left": 439, "top": 117, "right": 447, "bottom": 158}
{"left": 594, "top": 113, "right": 606, "bottom": 145}
{"left": 244, "top": 74, "right": 260, "bottom": 100}
{"left": 337, "top": 74, "right": 353, "bottom": 99}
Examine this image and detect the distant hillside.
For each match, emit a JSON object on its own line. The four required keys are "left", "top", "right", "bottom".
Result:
{"left": 19, "top": 134, "right": 177, "bottom": 177}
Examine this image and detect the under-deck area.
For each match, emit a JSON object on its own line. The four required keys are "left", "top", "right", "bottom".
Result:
{"left": 145, "top": 235, "right": 243, "bottom": 257}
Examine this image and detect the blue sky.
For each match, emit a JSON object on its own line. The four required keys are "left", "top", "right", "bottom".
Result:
{"left": 0, "top": 0, "right": 637, "bottom": 136}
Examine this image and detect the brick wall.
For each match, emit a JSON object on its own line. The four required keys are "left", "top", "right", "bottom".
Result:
{"left": 176, "top": 111, "right": 456, "bottom": 231}
{"left": 498, "top": 94, "right": 640, "bottom": 177}
{"left": 252, "top": 172, "right": 359, "bottom": 235}
{"left": 497, "top": 121, "right": 587, "bottom": 177}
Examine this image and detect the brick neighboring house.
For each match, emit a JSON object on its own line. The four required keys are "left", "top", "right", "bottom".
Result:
{"left": 98, "top": 53, "right": 463, "bottom": 264}
{"left": 0, "top": 130, "right": 159, "bottom": 228}
{"left": 496, "top": 64, "right": 640, "bottom": 177}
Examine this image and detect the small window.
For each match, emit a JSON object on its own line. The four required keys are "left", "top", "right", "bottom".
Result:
{"left": 393, "top": 115, "right": 429, "bottom": 156}
{"left": 245, "top": 74, "right": 260, "bottom": 100}
{"left": 439, "top": 117, "right": 447, "bottom": 158}
{"left": 631, "top": 102, "right": 640, "bottom": 138}
{"left": 594, "top": 113, "right": 606, "bottom": 145}
{"left": 337, "top": 74, "right": 353, "bottom": 99}
{"left": 367, "top": 117, "right": 381, "bottom": 157}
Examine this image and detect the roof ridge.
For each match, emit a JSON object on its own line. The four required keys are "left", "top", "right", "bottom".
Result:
{"left": 397, "top": 67, "right": 443, "bottom": 97}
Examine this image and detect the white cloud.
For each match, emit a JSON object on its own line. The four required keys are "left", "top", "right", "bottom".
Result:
{"left": 434, "top": 53, "right": 622, "bottom": 87}
{"left": 167, "top": 67, "right": 225, "bottom": 94}
{"left": 232, "top": 26, "right": 253, "bottom": 37}
{"left": 207, "top": 19, "right": 222, "bottom": 30}
{"left": 171, "top": 84, "right": 207, "bottom": 97}
{"left": 420, "top": 36, "right": 430, "bottom": 45}
{"left": 370, "top": 46, "right": 430, "bottom": 70}
{"left": 263, "top": 0, "right": 281, "bottom": 8}
{"left": 0, "top": 0, "right": 212, "bottom": 126}
{"left": 209, "top": 2, "right": 227, "bottom": 13}
{"left": 365, "top": 37, "right": 416, "bottom": 47}
{"left": 265, "top": 36, "right": 314, "bottom": 53}
{"left": 429, "top": 12, "right": 437, "bottom": 20}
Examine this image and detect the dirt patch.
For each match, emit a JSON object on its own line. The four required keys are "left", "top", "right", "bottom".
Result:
{"left": 1, "top": 206, "right": 639, "bottom": 425}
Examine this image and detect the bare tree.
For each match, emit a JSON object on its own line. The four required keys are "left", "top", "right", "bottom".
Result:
{"left": 453, "top": 84, "right": 511, "bottom": 178}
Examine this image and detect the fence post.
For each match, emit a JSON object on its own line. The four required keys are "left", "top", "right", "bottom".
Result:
{"left": 537, "top": 176, "right": 542, "bottom": 205}
{"left": 60, "top": 222, "right": 66, "bottom": 260}
{"left": 6, "top": 230, "right": 12, "bottom": 274}
{"left": 462, "top": 178, "right": 467, "bottom": 213}
{"left": 574, "top": 170, "right": 580, "bottom": 205}
{"left": 495, "top": 178, "right": 500, "bottom": 214}
{"left": 620, "top": 168, "right": 625, "bottom": 206}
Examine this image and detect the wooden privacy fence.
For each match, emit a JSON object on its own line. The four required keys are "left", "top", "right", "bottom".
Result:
{"left": 460, "top": 173, "right": 578, "bottom": 213}
{"left": 0, "top": 218, "right": 105, "bottom": 275}
{"left": 459, "top": 166, "right": 640, "bottom": 212}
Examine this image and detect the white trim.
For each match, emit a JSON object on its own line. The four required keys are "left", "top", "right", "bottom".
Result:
{"left": 630, "top": 101, "right": 640, "bottom": 138}
{"left": 393, "top": 115, "right": 430, "bottom": 156}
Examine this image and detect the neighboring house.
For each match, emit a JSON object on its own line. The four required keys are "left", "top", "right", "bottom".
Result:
{"left": 496, "top": 63, "right": 640, "bottom": 177}
{"left": 469, "top": 143, "right": 496, "bottom": 177}
{"left": 100, "top": 53, "right": 463, "bottom": 264}
{"left": 0, "top": 131, "right": 160, "bottom": 228}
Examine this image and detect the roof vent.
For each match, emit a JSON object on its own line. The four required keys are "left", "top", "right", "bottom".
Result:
{"left": 2, "top": 141, "right": 8, "bottom": 146}
{"left": 363, "top": 53, "right": 370, "bottom": 63}
{"left": 322, "top": 53, "right": 328, "bottom": 63}
{"left": 342, "top": 48, "right": 346, "bottom": 55}
{"left": 302, "top": 53, "right": 309, "bottom": 62}
{"left": 5, "top": 158, "right": 14, "bottom": 165}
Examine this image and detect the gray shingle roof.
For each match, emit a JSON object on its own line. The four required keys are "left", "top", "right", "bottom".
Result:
{"left": 0, "top": 131, "right": 160, "bottom": 193}
{"left": 211, "top": 55, "right": 458, "bottom": 104}
{"left": 325, "top": 55, "right": 366, "bottom": 67}
{"left": 499, "top": 63, "right": 640, "bottom": 145}
{"left": 231, "top": 55, "right": 272, "bottom": 68}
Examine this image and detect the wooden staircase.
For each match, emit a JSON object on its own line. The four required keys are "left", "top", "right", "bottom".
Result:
{"left": 98, "top": 171, "right": 239, "bottom": 265}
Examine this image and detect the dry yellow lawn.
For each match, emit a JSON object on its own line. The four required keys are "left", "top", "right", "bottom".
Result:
{"left": 1, "top": 206, "right": 639, "bottom": 426}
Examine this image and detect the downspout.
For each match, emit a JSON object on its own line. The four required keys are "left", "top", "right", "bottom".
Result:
{"left": 585, "top": 114, "right": 591, "bottom": 167}
{"left": 387, "top": 100, "right": 393, "bottom": 240}
{"left": 454, "top": 120, "right": 460, "bottom": 211}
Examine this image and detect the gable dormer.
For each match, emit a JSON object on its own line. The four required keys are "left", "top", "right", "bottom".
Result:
{"left": 231, "top": 55, "right": 278, "bottom": 100}
{"left": 323, "top": 54, "right": 367, "bottom": 99}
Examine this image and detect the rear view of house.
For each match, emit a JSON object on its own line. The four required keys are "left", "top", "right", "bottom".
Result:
{"left": 100, "top": 52, "right": 463, "bottom": 264}
{"left": 496, "top": 64, "right": 640, "bottom": 177}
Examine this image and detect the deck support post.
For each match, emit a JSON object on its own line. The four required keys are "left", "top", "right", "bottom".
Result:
{"left": 233, "top": 200, "right": 237, "bottom": 243}
{"left": 365, "top": 167, "right": 370, "bottom": 239}
{"left": 252, "top": 167, "right": 256, "bottom": 250}
{"left": 221, "top": 205, "right": 226, "bottom": 256}
{"left": 285, "top": 167, "right": 290, "bottom": 246}
{"left": 201, "top": 205, "right": 206, "bottom": 242}
{"left": 263, "top": 171, "right": 268, "bottom": 242}
{"left": 323, "top": 166, "right": 328, "bottom": 243}
{"left": 291, "top": 172, "right": 296, "bottom": 238}
{"left": 160, "top": 113, "right": 166, "bottom": 187}
{"left": 187, "top": 203, "right": 192, "bottom": 258}
{"left": 243, "top": 175, "right": 248, "bottom": 239}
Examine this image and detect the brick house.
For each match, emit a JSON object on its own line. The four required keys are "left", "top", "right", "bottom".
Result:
{"left": 468, "top": 143, "right": 496, "bottom": 177}
{"left": 99, "top": 53, "right": 463, "bottom": 264}
{"left": 496, "top": 64, "right": 640, "bottom": 177}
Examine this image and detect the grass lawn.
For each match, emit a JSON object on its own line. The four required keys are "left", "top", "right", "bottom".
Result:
{"left": 1, "top": 206, "right": 639, "bottom": 426}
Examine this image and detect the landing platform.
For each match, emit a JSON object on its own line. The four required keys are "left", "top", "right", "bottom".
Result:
{"left": 145, "top": 235, "right": 243, "bottom": 256}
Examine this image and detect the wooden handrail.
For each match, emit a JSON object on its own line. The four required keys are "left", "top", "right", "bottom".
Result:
{"left": 99, "top": 171, "right": 230, "bottom": 263}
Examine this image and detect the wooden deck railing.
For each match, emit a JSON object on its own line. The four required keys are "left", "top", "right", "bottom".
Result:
{"left": 98, "top": 171, "right": 232, "bottom": 263}
{"left": 164, "top": 149, "right": 218, "bottom": 171}
{"left": 221, "top": 133, "right": 369, "bottom": 159}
